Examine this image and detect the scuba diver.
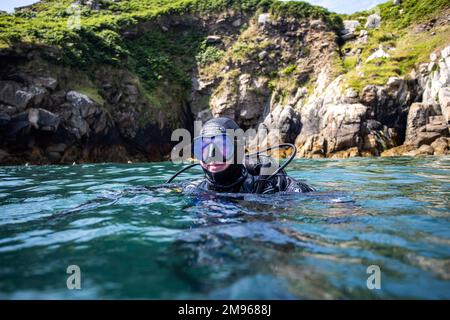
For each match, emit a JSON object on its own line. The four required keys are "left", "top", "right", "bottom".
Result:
{"left": 180, "top": 117, "right": 315, "bottom": 194}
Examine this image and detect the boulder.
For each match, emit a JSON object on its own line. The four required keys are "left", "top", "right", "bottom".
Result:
{"left": 28, "top": 86, "right": 47, "bottom": 107}
{"left": 366, "top": 45, "right": 390, "bottom": 62}
{"left": 296, "top": 103, "right": 367, "bottom": 157}
{"left": 68, "top": 114, "right": 90, "bottom": 138}
{"left": 404, "top": 103, "right": 439, "bottom": 145}
{"left": 258, "top": 50, "right": 268, "bottom": 60}
{"left": 205, "top": 35, "right": 222, "bottom": 45}
{"left": 262, "top": 105, "right": 301, "bottom": 144}
{"left": 341, "top": 20, "right": 360, "bottom": 35}
{"left": 431, "top": 137, "right": 449, "bottom": 155}
{"left": 32, "top": 77, "right": 58, "bottom": 91}
{"left": 232, "top": 18, "right": 242, "bottom": 27}
{"left": 438, "top": 87, "right": 450, "bottom": 125}
{"left": 0, "top": 105, "right": 17, "bottom": 115}
{"left": 365, "top": 14, "right": 381, "bottom": 29}
{"left": 66, "top": 90, "right": 98, "bottom": 118}
{"left": 406, "top": 144, "right": 435, "bottom": 156}
{"left": 258, "top": 13, "right": 270, "bottom": 25}
{"left": 0, "top": 81, "right": 34, "bottom": 111}
{"left": 341, "top": 33, "right": 356, "bottom": 41}
{"left": 415, "top": 132, "right": 441, "bottom": 147}
{"left": 381, "top": 144, "right": 416, "bottom": 157}
{"left": 28, "top": 108, "right": 60, "bottom": 132}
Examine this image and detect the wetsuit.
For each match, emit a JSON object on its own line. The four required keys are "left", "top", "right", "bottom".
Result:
{"left": 188, "top": 117, "right": 315, "bottom": 194}
{"left": 189, "top": 167, "right": 315, "bottom": 194}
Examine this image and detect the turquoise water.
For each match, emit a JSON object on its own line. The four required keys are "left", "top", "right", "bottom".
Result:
{"left": 0, "top": 157, "right": 449, "bottom": 299}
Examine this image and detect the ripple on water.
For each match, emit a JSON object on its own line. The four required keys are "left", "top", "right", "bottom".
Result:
{"left": 0, "top": 157, "right": 449, "bottom": 299}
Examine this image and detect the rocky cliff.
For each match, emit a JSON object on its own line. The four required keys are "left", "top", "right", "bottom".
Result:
{"left": 0, "top": 0, "right": 449, "bottom": 164}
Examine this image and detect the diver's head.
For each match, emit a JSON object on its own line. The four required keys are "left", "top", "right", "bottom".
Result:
{"left": 193, "top": 117, "right": 245, "bottom": 187}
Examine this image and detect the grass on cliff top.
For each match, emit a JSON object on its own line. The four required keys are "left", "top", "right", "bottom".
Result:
{"left": 0, "top": 0, "right": 341, "bottom": 60}
{"left": 342, "top": 0, "right": 449, "bottom": 29}
{"left": 339, "top": 0, "right": 450, "bottom": 92}
{"left": 0, "top": 0, "right": 343, "bottom": 120}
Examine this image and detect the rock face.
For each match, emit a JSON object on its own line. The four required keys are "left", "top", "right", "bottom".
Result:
{"left": 206, "top": 13, "right": 338, "bottom": 132}
{"left": 296, "top": 103, "right": 367, "bottom": 158}
{"left": 210, "top": 74, "right": 270, "bottom": 129}
{"left": 1, "top": 6, "right": 450, "bottom": 164}
{"left": 380, "top": 45, "right": 450, "bottom": 156}
{"left": 365, "top": 14, "right": 381, "bottom": 29}
{"left": 0, "top": 56, "right": 187, "bottom": 164}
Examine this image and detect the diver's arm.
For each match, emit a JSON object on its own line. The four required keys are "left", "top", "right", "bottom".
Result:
{"left": 258, "top": 174, "right": 315, "bottom": 194}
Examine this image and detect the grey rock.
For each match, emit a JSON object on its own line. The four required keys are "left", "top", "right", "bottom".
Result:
{"left": 68, "top": 114, "right": 90, "bottom": 138}
{"left": 407, "top": 144, "right": 435, "bottom": 156}
{"left": 425, "top": 123, "right": 448, "bottom": 134}
{"left": 341, "top": 33, "right": 356, "bottom": 41}
{"left": 232, "top": 18, "right": 242, "bottom": 27}
{"left": 405, "top": 103, "right": 438, "bottom": 145}
{"left": 33, "top": 77, "right": 58, "bottom": 90}
{"left": 431, "top": 137, "right": 449, "bottom": 155}
{"left": 366, "top": 45, "right": 390, "bottom": 62}
{"left": 405, "top": 103, "right": 436, "bottom": 144}
{"left": 28, "top": 86, "right": 47, "bottom": 107}
{"left": 211, "top": 74, "right": 270, "bottom": 128}
{"left": 66, "top": 90, "right": 98, "bottom": 118}
{"left": 206, "top": 35, "right": 222, "bottom": 44}
{"left": 0, "top": 81, "right": 33, "bottom": 110}
{"left": 297, "top": 103, "right": 367, "bottom": 157}
{"left": 258, "top": 50, "right": 268, "bottom": 60}
{"left": 421, "top": 45, "right": 450, "bottom": 104}
{"left": 365, "top": 14, "right": 381, "bottom": 29}
{"left": 262, "top": 105, "right": 301, "bottom": 144}
{"left": 258, "top": 13, "right": 270, "bottom": 25}
{"left": 415, "top": 132, "right": 441, "bottom": 147}
{"left": 28, "top": 108, "right": 60, "bottom": 132}
{"left": 0, "top": 105, "right": 17, "bottom": 115}
{"left": 438, "top": 87, "right": 450, "bottom": 125}
{"left": 341, "top": 20, "right": 360, "bottom": 35}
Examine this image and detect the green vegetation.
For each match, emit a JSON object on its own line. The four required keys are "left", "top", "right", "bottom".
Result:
{"left": 196, "top": 41, "right": 225, "bottom": 66}
{"left": 377, "top": 0, "right": 450, "bottom": 29}
{"left": 339, "top": 0, "right": 450, "bottom": 92}
{"left": 268, "top": 0, "right": 343, "bottom": 31}
{"left": 0, "top": 0, "right": 344, "bottom": 115}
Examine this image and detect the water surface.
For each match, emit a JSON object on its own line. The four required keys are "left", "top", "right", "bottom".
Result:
{"left": 0, "top": 157, "right": 449, "bottom": 299}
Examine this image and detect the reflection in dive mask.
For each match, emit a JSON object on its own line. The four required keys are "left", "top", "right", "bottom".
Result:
{"left": 193, "top": 134, "right": 235, "bottom": 164}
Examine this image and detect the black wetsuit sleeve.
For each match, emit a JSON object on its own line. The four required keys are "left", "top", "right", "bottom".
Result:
{"left": 258, "top": 173, "right": 315, "bottom": 194}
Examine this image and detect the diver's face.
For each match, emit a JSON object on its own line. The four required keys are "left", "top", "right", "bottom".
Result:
{"left": 200, "top": 161, "right": 231, "bottom": 173}
{"left": 193, "top": 134, "right": 235, "bottom": 173}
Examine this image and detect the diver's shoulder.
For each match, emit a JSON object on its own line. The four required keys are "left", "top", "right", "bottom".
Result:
{"left": 286, "top": 175, "right": 316, "bottom": 193}
{"left": 184, "top": 179, "right": 207, "bottom": 191}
